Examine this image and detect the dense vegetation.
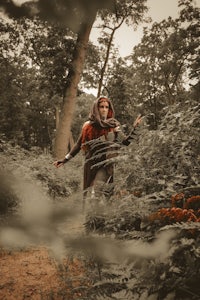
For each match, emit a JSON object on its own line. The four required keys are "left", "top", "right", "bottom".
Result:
{"left": 0, "top": 97, "right": 199, "bottom": 299}
{"left": 1, "top": 0, "right": 199, "bottom": 149}
{"left": 0, "top": 0, "right": 199, "bottom": 299}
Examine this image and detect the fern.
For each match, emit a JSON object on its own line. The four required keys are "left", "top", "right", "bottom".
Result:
{"left": 111, "top": 289, "right": 136, "bottom": 300}
{"left": 159, "top": 221, "right": 200, "bottom": 232}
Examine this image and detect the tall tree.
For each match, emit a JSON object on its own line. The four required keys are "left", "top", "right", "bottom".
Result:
{"left": 96, "top": 0, "right": 148, "bottom": 96}
{"left": 107, "top": 0, "right": 199, "bottom": 129}
{"left": 0, "top": 15, "right": 103, "bottom": 149}
{"left": 128, "top": 0, "right": 199, "bottom": 127}
{"left": 1, "top": 0, "right": 116, "bottom": 158}
{"left": 0, "top": 18, "right": 61, "bottom": 148}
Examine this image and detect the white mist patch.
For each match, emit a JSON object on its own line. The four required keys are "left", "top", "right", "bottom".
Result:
{"left": 0, "top": 174, "right": 81, "bottom": 260}
{"left": 13, "top": 0, "right": 33, "bottom": 6}
{"left": 14, "top": 179, "right": 52, "bottom": 226}
{"left": 0, "top": 172, "right": 177, "bottom": 263}
{"left": 0, "top": 227, "right": 32, "bottom": 248}
{"left": 68, "top": 229, "right": 177, "bottom": 264}
{"left": 1, "top": 176, "right": 53, "bottom": 247}
{"left": 124, "top": 230, "right": 176, "bottom": 260}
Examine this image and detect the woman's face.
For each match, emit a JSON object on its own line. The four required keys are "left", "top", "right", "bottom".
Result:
{"left": 98, "top": 101, "right": 109, "bottom": 120}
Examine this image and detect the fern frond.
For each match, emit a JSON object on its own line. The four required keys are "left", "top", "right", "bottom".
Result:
{"left": 159, "top": 221, "right": 200, "bottom": 232}
{"left": 111, "top": 289, "right": 135, "bottom": 300}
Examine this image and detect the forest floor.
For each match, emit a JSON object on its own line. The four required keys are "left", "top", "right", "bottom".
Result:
{"left": 0, "top": 247, "right": 71, "bottom": 300}
{"left": 0, "top": 217, "right": 92, "bottom": 300}
{"left": 0, "top": 144, "right": 93, "bottom": 300}
{"left": 0, "top": 245, "right": 96, "bottom": 300}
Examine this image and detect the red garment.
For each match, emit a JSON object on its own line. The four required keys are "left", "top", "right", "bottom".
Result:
{"left": 81, "top": 122, "right": 113, "bottom": 150}
{"left": 68, "top": 97, "right": 124, "bottom": 194}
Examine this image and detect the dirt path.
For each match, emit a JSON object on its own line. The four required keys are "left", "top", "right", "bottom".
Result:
{"left": 0, "top": 211, "right": 91, "bottom": 300}
{"left": 0, "top": 247, "right": 61, "bottom": 299}
{"left": 0, "top": 246, "right": 91, "bottom": 300}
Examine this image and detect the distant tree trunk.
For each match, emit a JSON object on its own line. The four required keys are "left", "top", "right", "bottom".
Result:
{"left": 69, "top": 132, "right": 74, "bottom": 150}
{"left": 55, "top": 106, "right": 60, "bottom": 130}
{"left": 54, "top": 16, "right": 96, "bottom": 159}
{"left": 97, "top": 19, "right": 124, "bottom": 97}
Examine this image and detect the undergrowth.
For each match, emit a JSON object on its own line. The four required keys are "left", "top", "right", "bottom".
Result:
{"left": 0, "top": 102, "right": 200, "bottom": 299}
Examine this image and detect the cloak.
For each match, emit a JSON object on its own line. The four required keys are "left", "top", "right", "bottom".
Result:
{"left": 68, "top": 97, "right": 126, "bottom": 194}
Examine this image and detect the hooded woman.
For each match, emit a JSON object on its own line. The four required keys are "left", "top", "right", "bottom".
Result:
{"left": 54, "top": 96, "right": 141, "bottom": 199}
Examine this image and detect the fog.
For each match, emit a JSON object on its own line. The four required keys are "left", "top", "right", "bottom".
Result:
{"left": 0, "top": 171, "right": 177, "bottom": 264}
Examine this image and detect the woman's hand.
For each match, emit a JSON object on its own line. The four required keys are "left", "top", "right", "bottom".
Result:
{"left": 53, "top": 158, "right": 68, "bottom": 168}
{"left": 113, "top": 126, "right": 121, "bottom": 132}
{"left": 134, "top": 114, "right": 143, "bottom": 128}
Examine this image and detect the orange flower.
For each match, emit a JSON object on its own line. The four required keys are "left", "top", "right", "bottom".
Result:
{"left": 171, "top": 193, "right": 185, "bottom": 208}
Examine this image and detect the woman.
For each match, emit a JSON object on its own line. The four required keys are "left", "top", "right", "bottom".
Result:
{"left": 54, "top": 96, "right": 141, "bottom": 199}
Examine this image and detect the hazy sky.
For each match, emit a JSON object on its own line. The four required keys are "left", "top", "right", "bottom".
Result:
{"left": 90, "top": 0, "right": 181, "bottom": 57}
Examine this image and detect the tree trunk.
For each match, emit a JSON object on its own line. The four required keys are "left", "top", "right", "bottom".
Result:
{"left": 54, "top": 16, "right": 96, "bottom": 159}
{"left": 97, "top": 19, "right": 124, "bottom": 97}
{"left": 69, "top": 132, "right": 74, "bottom": 149}
{"left": 55, "top": 106, "right": 60, "bottom": 130}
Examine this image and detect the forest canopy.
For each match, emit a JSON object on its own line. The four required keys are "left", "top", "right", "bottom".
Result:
{"left": 0, "top": 0, "right": 199, "bottom": 149}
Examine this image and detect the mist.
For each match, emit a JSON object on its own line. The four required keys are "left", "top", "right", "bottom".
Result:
{"left": 0, "top": 170, "right": 177, "bottom": 264}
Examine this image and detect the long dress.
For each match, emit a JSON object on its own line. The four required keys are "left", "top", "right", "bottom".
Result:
{"left": 66, "top": 97, "right": 130, "bottom": 198}
{"left": 68, "top": 121, "right": 121, "bottom": 195}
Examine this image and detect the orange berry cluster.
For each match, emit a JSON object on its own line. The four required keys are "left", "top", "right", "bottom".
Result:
{"left": 149, "top": 207, "right": 199, "bottom": 223}
{"left": 149, "top": 193, "right": 200, "bottom": 224}
{"left": 171, "top": 193, "right": 185, "bottom": 208}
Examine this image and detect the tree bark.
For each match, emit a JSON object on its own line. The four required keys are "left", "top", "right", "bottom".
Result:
{"left": 55, "top": 106, "right": 60, "bottom": 130}
{"left": 54, "top": 15, "right": 96, "bottom": 159}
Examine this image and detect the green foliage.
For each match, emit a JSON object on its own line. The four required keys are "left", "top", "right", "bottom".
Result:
{"left": 127, "top": 14, "right": 198, "bottom": 126}
{"left": 107, "top": 0, "right": 199, "bottom": 130}
{"left": 83, "top": 96, "right": 200, "bottom": 299}
{"left": 0, "top": 16, "right": 100, "bottom": 149}
{"left": 122, "top": 101, "right": 200, "bottom": 200}
{"left": 96, "top": 0, "right": 149, "bottom": 96}
{"left": 0, "top": 90, "right": 200, "bottom": 299}
{"left": 17, "top": 18, "right": 76, "bottom": 97}
{"left": 80, "top": 229, "right": 200, "bottom": 299}
{"left": 0, "top": 141, "right": 82, "bottom": 207}
{"left": 0, "top": 56, "right": 30, "bottom": 143}
{"left": 0, "top": 52, "right": 55, "bottom": 148}
{"left": 0, "top": 171, "right": 19, "bottom": 215}
{"left": 71, "top": 93, "right": 95, "bottom": 139}
{"left": 107, "top": 59, "right": 134, "bottom": 126}
{"left": 98, "top": 0, "right": 148, "bottom": 27}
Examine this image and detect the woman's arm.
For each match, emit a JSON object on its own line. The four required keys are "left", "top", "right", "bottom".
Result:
{"left": 53, "top": 131, "right": 83, "bottom": 168}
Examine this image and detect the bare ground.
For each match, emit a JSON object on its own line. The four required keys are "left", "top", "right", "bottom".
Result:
{"left": 0, "top": 246, "right": 91, "bottom": 300}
